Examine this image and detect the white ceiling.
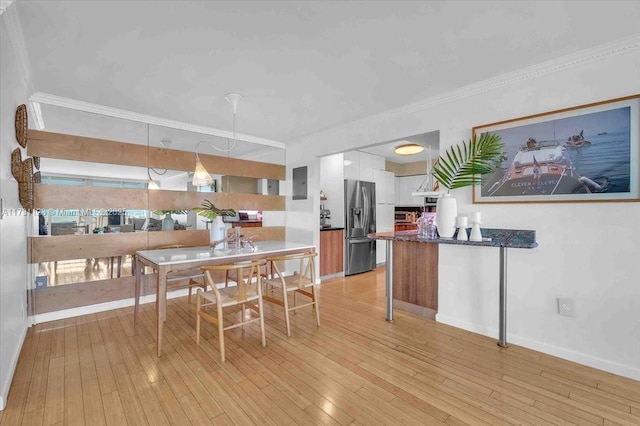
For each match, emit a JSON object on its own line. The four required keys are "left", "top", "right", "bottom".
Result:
{"left": 13, "top": 1, "right": 640, "bottom": 158}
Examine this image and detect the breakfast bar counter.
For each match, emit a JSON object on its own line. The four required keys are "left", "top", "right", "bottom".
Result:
{"left": 369, "top": 228, "right": 538, "bottom": 347}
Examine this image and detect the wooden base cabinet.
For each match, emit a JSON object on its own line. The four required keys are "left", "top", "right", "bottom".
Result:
{"left": 392, "top": 240, "right": 438, "bottom": 311}
{"left": 320, "top": 229, "right": 344, "bottom": 276}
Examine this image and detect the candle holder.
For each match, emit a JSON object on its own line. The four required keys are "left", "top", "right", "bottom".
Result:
{"left": 456, "top": 216, "right": 468, "bottom": 241}
{"left": 469, "top": 212, "right": 482, "bottom": 242}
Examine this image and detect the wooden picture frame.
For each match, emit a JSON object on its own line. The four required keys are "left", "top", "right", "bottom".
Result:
{"left": 473, "top": 94, "right": 640, "bottom": 204}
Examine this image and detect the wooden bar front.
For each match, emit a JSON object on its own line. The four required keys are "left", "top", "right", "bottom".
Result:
{"left": 392, "top": 240, "right": 438, "bottom": 311}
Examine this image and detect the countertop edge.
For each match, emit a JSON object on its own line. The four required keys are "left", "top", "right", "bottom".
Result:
{"left": 369, "top": 228, "right": 538, "bottom": 249}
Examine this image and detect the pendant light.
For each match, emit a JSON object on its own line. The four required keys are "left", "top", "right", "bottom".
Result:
{"left": 192, "top": 93, "right": 242, "bottom": 187}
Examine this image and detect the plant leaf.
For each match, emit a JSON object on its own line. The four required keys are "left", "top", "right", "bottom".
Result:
{"left": 431, "top": 132, "right": 504, "bottom": 190}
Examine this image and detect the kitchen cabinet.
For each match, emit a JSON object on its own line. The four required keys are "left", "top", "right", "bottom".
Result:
{"left": 372, "top": 154, "right": 385, "bottom": 170}
{"left": 374, "top": 169, "right": 395, "bottom": 204}
{"left": 320, "top": 228, "right": 344, "bottom": 276}
{"left": 394, "top": 222, "right": 418, "bottom": 232}
{"left": 395, "top": 175, "right": 428, "bottom": 206}
{"left": 359, "top": 152, "right": 373, "bottom": 181}
{"left": 393, "top": 240, "right": 438, "bottom": 311}
{"left": 343, "top": 151, "right": 360, "bottom": 180}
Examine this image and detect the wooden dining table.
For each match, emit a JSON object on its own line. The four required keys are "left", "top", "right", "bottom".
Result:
{"left": 134, "top": 240, "right": 316, "bottom": 356}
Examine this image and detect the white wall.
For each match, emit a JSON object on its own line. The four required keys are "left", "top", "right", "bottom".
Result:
{"left": 0, "top": 6, "right": 31, "bottom": 410}
{"left": 286, "top": 35, "right": 640, "bottom": 379}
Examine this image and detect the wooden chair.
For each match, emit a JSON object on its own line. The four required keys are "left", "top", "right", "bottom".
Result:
{"left": 262, "top": 252, "right": 319, "bottom": 336}
{"left": 196, "top": 260, "right": 267, "bottom": 362}
{"left": 156, "top": 244, "right": 207, "bottom": 303}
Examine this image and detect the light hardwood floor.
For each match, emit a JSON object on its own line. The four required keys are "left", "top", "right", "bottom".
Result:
{"left": 2, "top": 267, "right": 639, "bottom": 425}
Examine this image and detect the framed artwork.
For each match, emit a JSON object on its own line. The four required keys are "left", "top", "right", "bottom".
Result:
{"left": 473, "top": 94, "right": 639, "bottom": 203}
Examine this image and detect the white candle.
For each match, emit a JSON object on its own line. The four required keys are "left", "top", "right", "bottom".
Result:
{"left": 456, "top": 216, "right": 467, "bottom": 228}
{"left": 470, "top": 211, "right": 481, "bottom": 224}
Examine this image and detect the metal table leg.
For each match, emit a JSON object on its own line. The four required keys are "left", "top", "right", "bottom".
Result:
{"left": 386, "top": 240, "right": 394, "bottom": 322}
{"left": 498, "top": 246, "right": 508, "bottom": 347}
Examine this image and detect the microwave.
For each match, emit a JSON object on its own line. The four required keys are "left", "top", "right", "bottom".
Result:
{"left": 394, "top": 211, "right": 416, "bottom": 222}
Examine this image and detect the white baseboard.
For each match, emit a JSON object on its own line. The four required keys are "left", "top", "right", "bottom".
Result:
{"left": 30, "top": 274, "right": 317, "bottom": 325}
{"left": 0, "top": 322, "right": 28, "bottom": 411}
{"left": 436, "top": 314, "right": 640, "bottom": 381}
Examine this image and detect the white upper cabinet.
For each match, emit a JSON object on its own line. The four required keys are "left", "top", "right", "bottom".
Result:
{"left": 359, "top": 152, "right": 373, "bottom": 181}
{"left": 374, "top": 169, "right": 395, "bottom": 204}
{"left": 343, "top": 150, "right": 381, "bottom": 183}
{"left": 372, "top": 154, "right": 385, "bottom": 170}
{"left": 395, "top": 175, "right": 429, "bottom": 205}
{"left": 343, "top": 151, "right": 360, "bottom": 181}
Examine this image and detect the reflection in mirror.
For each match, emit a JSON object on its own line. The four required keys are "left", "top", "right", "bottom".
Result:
{"left": 35, "top": 256, "right": 135, "bottom": 288}
{"left": 28, "top": 102, "right": 285, "bottom": 317}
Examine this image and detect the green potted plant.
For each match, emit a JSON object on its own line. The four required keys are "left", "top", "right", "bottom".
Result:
{"left": 152, "top": 210, "right": 188, "bottom": 231}
{"left": 192, "top": 199, "right": 236, "bottom": 221}
{"left": 193, "top": 200, "right": 237, "bottom": 247}
{"left": 430, "top": 132, "right": 503, "bottom": 238}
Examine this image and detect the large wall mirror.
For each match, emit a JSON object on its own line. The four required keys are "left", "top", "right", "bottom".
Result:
{"left": 28, "top": 103, "right": 285, "bottom": 315}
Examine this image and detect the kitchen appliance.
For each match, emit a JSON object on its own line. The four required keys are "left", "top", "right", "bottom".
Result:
{"left": 320, "top": 204, "right": 332, "bottom": 228}
{"left": 394, "top": 211, "right": 416, "bottom": 222}
{"left": 344, "top": 179, "right": 376, "bottom": 275}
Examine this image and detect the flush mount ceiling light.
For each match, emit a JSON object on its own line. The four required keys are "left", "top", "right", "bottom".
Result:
{"left": 394, "top": 143, "right": 425, "bottom": 155}
{"left": 192, "top": 93, "right": 243, "bottom": 187}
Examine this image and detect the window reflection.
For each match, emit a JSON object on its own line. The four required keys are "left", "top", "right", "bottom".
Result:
{"left": 35, "top": 256, "right": 134, "bottom": 288}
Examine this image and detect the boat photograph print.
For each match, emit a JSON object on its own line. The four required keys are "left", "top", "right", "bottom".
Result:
{"left": 473, "top": 94, "right": 640, "bottom": 203}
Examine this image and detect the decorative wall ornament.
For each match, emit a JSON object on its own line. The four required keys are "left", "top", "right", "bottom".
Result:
{"left": 15, "top": 103, "right": 27, "bottom": 148}
{"left": 33, "top": 156, "right": 40, "bottom": 169}
{"left": 11, "top": 148, "right": 22, "bottom": 180}
{"left": 19, "top": 157, "right": 34, "bottom": 212}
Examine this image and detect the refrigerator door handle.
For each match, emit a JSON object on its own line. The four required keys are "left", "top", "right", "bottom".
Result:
{"left": 362, "top": 186, "right": 369, "bottom": 232}
{"left": 347, "top": 237, "right": 372, "bottom": 244}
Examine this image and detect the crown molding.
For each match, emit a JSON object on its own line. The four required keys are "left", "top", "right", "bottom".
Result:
{"left": 28, "top": 92, "right": 285, "bottom": 149}
{"left": 0, "top": 1, "right": 15, "bottom": 15}
{"left": 2, "top": 2, "right": 33, "bottom": 94}
{"left": 389, "top": 33, "right": 640, "bottom": 118}
{"left": 1, "top": 0, "right": 43, "bottom": 128}
{"left": 300, "top": 33, "right": 640, "bottom": 144}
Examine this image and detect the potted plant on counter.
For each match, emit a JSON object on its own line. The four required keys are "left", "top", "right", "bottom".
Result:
{"left": 430, "top": 132, "right": 503, "bottom": 238}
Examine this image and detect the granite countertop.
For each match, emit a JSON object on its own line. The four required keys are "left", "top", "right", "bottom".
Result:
{"left": 320, "top": 227, "right": 345, "bottom": 231}
{"left": 369, "top": 228, "right": 538, "bottom": 249}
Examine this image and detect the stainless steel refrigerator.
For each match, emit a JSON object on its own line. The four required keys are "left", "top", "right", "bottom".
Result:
{"left": 344, "top": 179, "right": 376, "bottom": 275}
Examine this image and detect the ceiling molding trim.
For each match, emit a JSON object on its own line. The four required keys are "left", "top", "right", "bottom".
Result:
{"left": 0, "top": 0, "right": 15, "bottom": 15}
{"left": 2, "top": 0, "right": 41, "bottom": 129}
{"left": 28, "top": 92, "right": 286, "bottom": 149}
{"left": 2, "top": 2, "right": 34, "bottom": 93}
{"left": 389, "top": 33, "right": 640, "bottom": 118}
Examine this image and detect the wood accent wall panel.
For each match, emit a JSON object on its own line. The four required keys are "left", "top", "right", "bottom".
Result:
{"left": 30, "top": 232, "right": 149, "bottom": 262}
{"left": 392, "top": 241, "right": 438, "bottom": 310}
{"left": 34, "top": 276, "right": 136, "bottom": 314}
{"left": 34, "top": 184, "right": 149, "bottom": 209}
{"left": 29, "top": 227, "right": 286, "bottom": 263}
{"left": 227, "top": 193, "right": 285, "bottom": 211}
{"left": 34, "top": 184, "right": 285, "bottom": 212}
{"left": 27, "top": 129, "right": 285, "bottom": 180}
{"left": 320, "top": 229, "right": 344, "bottom": 276}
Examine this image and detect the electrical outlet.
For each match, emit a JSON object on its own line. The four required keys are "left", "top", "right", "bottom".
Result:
{"left": 558, "top": 298, "right": 575, "bottom": 316}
